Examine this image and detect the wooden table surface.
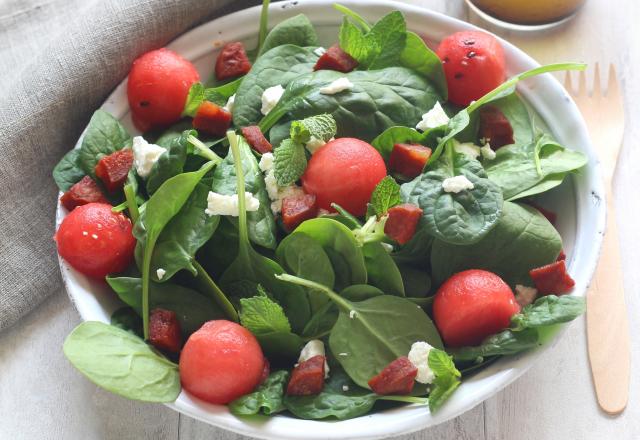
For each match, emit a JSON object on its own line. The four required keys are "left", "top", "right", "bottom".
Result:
{"left": 1, "top": 0, "right": 638, "bottom": 438}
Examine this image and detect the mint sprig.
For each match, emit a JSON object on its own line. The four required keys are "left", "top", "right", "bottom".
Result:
{"left": 369, "top": 176, "right": 401, "bottom": 217}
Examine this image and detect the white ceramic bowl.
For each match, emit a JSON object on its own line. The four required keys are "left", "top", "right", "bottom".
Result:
{"left": 56, "top": 1, "right": 606, "bottom": 439}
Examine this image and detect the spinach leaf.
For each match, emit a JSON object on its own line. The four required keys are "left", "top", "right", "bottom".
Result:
{"left": 362, "top": 242, "right": 405, "bottom": 296}
{"left": 290, "top": 218, "right": 367, "bottom": 290}
{"left": 449, "top": 328, "right": 540, "bottom": 362}
{"left": 260, "top": 67, "right": 441, "bottom": 142}
{"left": 134, "top": 161, "right": 216, "bottom": 339}
{"left": 233, "top": 45, "right": 319, "bottom": 127}
{"left": 401, "top": 142, "right": 503, "bottom": 245}
{"left": 78, "top": 110, "right": 131, "bottom": 178}
{"left": 110, "top": 307, "right": 143, "bottom": 337}
{"left": 259, "top": 14, "right": 319, "bottom": 56}
{"left": 220, "top": 133, "right": 311, "bottom": 333}
{"left": 140, "top": 182, "right": 219, "bottom": 282}
{"left": 230, "top": 370, "right": 289, "bottom": 416}
{"left": 106, "top": 276, "right": 224, "bottom": 337}
{"left": 398, "top": 265, "right": 431, "bottom": 298}
{"left": 197, "top": 218, "right": 239, "bottom": 278}
{"left": 211, "top": 135, "right": 277, "bottom": 249}
{"left": 511, "top": 295, "right": 586, "bottom": 331}
{"left": 371, "top": 126, "right": 427, "bottom": 160}
{"left": 53, "top": 149, "right": 85, "bottom": 191}
{"left": 399, "top": 31, "right": 448, "bottom": 99}
{"left": 482, "top": 93, "right": 534, "bottom": 147}
{"left": 277, "top": 275, "right": 442, "bottom": 389}
{"left": 391, "top": 228, "right": 433, "bottom": 268}
{"left": 485, "top": 134, "right": 588, "bottom": 201}
{"left": 431, "top": 202, "right": 561, "bottom": 287}
{"left": 340, "top": 284, "right": 384, "bottom": 301}
{"left": 146, "top": 129, "right": 192, "bottom": 195}
{"left": 302, "top": 301, "right": 338, "bottom": 339}
{"left": 63, "top": 321, "right": 180, "bottom": 402}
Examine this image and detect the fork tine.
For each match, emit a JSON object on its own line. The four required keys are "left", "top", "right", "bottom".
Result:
{"left": 593, "top": 62, "right": 601, "bottom": 97}
{"left": 564, "top": 71, "right": 573, "bottom": 94}
{"left": 578, "top": 69, "right": 587, "bottom": 96}
{"left": 607, "top": 64, "right": 620, "bottom": 99}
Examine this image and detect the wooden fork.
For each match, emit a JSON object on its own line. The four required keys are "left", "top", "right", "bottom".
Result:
{"left": 564, "top": 65, "right": 630, "bottom": 415}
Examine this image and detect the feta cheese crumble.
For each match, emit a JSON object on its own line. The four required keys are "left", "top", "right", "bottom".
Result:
{"left": 342, "top": 385, "right": 350, "bottom": 392}
{"left": 299, "top": 339, "right": 330, "bottom": 378}
{"left": 306, "top": 136, "right": 333, "bottom": 154}
{"left": 313, "top": 47, "right": 327, "bottom": 57}
{"left": 258, "top": 152, "right": 274, "bottom": 173}
{"left": 132, "top": 136, "right": 167, "bottom": 178}
{"left": 515, "top": 284, "right": 538, "bottom": 307}
{"left": 205, "top": 191, "right": 260, "bottom": 217}
{"left": 156, "top": 268, "right": 166, "bottom": 280}
{"left": 442, "top": 175, "right": 474, "bottom": 193}
{"left": 452, "top": 139, "right": 481, "bottom": 158}
{"left": 480, "top": 143, "right": 496, "bottom": 160}
{"left": 416, "top": 101, "right": 449, "bottom": 131}
{"left": 261, "top": 85, "right": 285, "bottom": 115}
{"left": 260, "top": 155, "right": 305, "bottom": 214}
{"left": 338, "top": 352, "right": 349, "bottom": 357}
{"left": 319, "top": 77, "right": 354, "bottom": 95}
{"left": 349, "top": 310, "right": 357, "bottom": 319}
{"left": 381, "top": 242, "right": 394, "bottom": 253}
{"left": 223, "top": 94, "right": 235, "bottom": 113}
{"left": 408, "top": 341, "right": 436, "bottom": 384}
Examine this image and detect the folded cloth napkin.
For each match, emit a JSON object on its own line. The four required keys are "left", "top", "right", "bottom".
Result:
{"left": 0, "top": 0, "right": 258, "bottom": 332}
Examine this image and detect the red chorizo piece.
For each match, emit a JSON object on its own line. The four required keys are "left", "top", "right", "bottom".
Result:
{"left": 557, "top": 249, "right": 566, "bottom": 261}
{"left": 368, "top": 356, "right": 417, "bottom": 395}
{"left": 282, "top": 194, "right": 318, "bottom": 231}
{"left": 529, "top": 260, "right": 575, "bottom": 295}
{"left": 241, "top": 126, "right": 273, "bottom": 154}
{"left": 94, "top": 149, "right": 134, "bottom": 192}
{"left": 286, "top": 355, "right": 325, "bottom": 396}
{"left": 478, "top": 105, "right": 514, "bottom": 148}
{"left": 388, "top": 143, "right": 432, "bottom": 179}
{"left": 60, "top": 176, "right": 109, "bottom": 211}
{"left": 192, "top": 101, "right": 232, "bottom": 137}
{"left": 313, "top": 44, "right": 359, "bottom": 73}
{"left": 149, "top": 308, "right": 182, "bottom": 353}
{"left": 215, "top": 42, "right": 252, "bottom": 81}
{"left": 384, "top": 203, "right": 423, "bottom": 245}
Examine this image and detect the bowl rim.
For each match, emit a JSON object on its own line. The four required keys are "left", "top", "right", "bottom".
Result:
{"left": 56, "top": 1, "right": 606, "bottom": 439}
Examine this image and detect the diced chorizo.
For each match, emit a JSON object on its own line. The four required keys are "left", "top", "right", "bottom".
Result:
{"left": 286, "top": 355, "right": 325, "bottom": 396}
{"left": 557, "top": 249, "right": 566, "bottom": 261}
{"left": 529, "top": 260, "right": 575, "bottom": 295}
{"left": 368, "top": 356, "right": 417, "bottom": 395}
{"left": 60, "top": 176, "right": 109, "bottom": 211}
{"left": 192, "top": 101, "right": 232, "bottom": 136}
{"left": 149, "top": 308, "right": 182, "bottom": 353}
{"left": 388, "top": 143, "right": 432, "bottom": 179}
{"left": 384, "top": 203, "right": 423, "bottom": 245}
{"left": 241, "top": 126, "right": 272, "bottom": 154}
{"left": 215, "top": 42, "right": 252, "bottom": 81}
{"left": 478, "top": 105, "right": 514, "bottom": 148}
{"left": 94, "top": 149, "right": 134, "bottom": 192}
{"left": 282, "top": 194, "right": 318, "bottom": 231}
{"left": 313, "top": 44, "right": 359, "bottom": 73}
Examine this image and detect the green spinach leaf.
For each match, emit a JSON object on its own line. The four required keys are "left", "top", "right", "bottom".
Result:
{"left": 511, "top": 295, "right": 586, "bottom": 331}
{"left": 449, "top": 328, "right": 540, "bottom": 363}
{"left": 371, "top": 126, "right": 427, "bottom": 160}
{"left": 63, "top": 321, "right": 180, "bottom": 402}
{"left": 78, "top": 110, "right": 131, "bottom": 179}
{"left": 362, "top": 242, "right": 405, "bottom": 296}
{"left": 259, "top": 14, "right": 319, "bottom": 57}
{"left": 146, "top": 129, "right": 192, "bottom": 195}
{"left": 110, "top": 307, "right": 143, "bottom": 337}
{"left": 53, "top": 149, "right": 85, "bottom": 191}
{"left": 230, "top": 370, "right": 290, "bottom": 416}
{"left": 399, "top": 31, "right": 448, "bottom": 99}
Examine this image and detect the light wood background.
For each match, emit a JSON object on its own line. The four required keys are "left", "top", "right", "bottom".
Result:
{"left": 1, "top": 0, "right": 638, "bottom": 438}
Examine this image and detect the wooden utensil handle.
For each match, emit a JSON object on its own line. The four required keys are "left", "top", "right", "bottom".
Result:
{"left": 586, "top": 186, "right": 630, "bottom": 415}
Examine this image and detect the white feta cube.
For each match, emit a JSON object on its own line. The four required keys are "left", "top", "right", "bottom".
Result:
{"left": 261, "top": 85, "right": 285, "bottom": 115}
{"left": 480, "top": 143, "right": 496, "bottom": 160}
{"left": 416, "top": 101, "right": 449, "bottom": 131}
{"left": 223, "top": 94, "right": 235, "bottom": 113}
{"left": 259, "top": 152, "right": 275, "bottom": 173}
{"left": 205, "top": 191, "right": 260, "bottom": 217}
{"left": 442, "top": 175, "right": 475, "bottom": 193}
{"left": 306, "top": 136, "right": 327, "bottom": 154}
{"left": 408, "top": 341, "right": 435, "bottom": 384}
{"left": 299, "top": 339, "right": 329, "bottom": 378}
{"left": 452, "top": 139, "right": 481, "bottom": 158}
{"left": 314, "top": 47, "right": 327, "bottom": 57}
{"left": 132, "top": 136, "right": 167, "bottom": 178}
{"left": 156, "top": 268, "right": 166, "bottom": 280}
{"left": 319, "top": 77, "right": 354, "bottom": 95}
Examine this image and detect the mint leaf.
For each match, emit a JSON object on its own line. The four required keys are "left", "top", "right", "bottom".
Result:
{"left": 427, "top": 348, "right": 461, "bottom": 412}
{"left": 339, "top": 17, "right": 373, "bottom": 64}
{"left": 182, "top": 82, "right": 229, "bottom": 117}
{"left": 274, "top": 138, "right": 307, "bottom": 186}
{"left": 370, "top": 176, "right": 401, "bottom": 217}
{"left": 239, "top": 292, "right": 292, "bottom": 335}
{"left": 290, "top": 114, "right": 337, "bottom": 145}
{"left": 510, "top": 295, "right": 585, "bottom": 331}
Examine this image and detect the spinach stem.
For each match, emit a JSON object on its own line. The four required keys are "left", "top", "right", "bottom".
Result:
{"left": 123, "top": 183, "right": 139, "bottom": 224}
{"left": 228, "top": 131, "right": 250, "bottom": 247}
{"left": 187, "top": 135, "right": 223, "bottom": 163}
{"left": 333, "top": 4, "right": 371, "bottom": 31}
{"left": 258, "top": 0, "right": 270, "bottom": 51}
{"left": 192, "top": 260, "right": 239, "bottom": 322}
{"left": 378, "top": 395, "right": 429, "bottom": 405}
{"left": 111, "top": 201, "right": 127, "bottom": 213}
{"left": 141, "top": 237, "right": 157, "bottom": 340}
{"left": 275, "top": 274, "right": 352, "bottom": 313}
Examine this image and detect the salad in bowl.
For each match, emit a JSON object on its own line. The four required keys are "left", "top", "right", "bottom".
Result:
{"left": 53, "top": 0, "right": 591, "bottom": 428}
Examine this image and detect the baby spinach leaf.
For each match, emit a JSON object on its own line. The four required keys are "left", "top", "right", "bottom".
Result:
{"left": 291, "top": 218, "right": 368, "bottom": 290}
{"left": 274, "top": 138, "right": 307, "bottom": 185}
{"left": 485, "top": 134, "right": 588, "bottom": 201}
{"left": 143, "top": 182, "right": 220, "bottom": 282}
{"left": 259, "top": 14, "right": 319, "bottom": 57}
{"left": 449, "top": 328, "right": 540, "bottom": 363}
{"left": 78, "top": 110, "right": 131, "bottom": 179}
{"left": 277, "top": 274, "right": 442, "bottom": 389}
{"left": 261, "top": 67, "right": 441, "bottom": 143}
{"left": 391, "top": 228, "right": 433, "bottom": 268}
{"left": 63, "top": 321, "right": 180, "bottom": 402}
{"left": 302, "top": 301, "right": 338, "bottom": 339}
{"left": 399, "top": 31, "right": 447, "bottom": 99}
{"left": 362, "top": 242, "right": 405, "bottom": 296}
{"left": 220, "top": 133, "right": 311, "bottom": 333}
{"left": 106, "top": 276, "right": 224, "bottom": 337}
{"left": 482, "top": 93, "right": 534, "bottom": 147}
{"left": 431, "top": 202, "right": 561, "bottom": 288}
{"left": 230, "top": 370, "right": 289, "bottom": 416}
{"left": 211, "top": 135, "right": 277, "bottom": 249}
{"left": 401, "top": 143, "right": 503, "bottom": 245}
{"left": 233, "top": 45, "right": 319, "bottom": 127}
{"left": 110, "top": 307, "right": 143, "bottom": 337}
{"left": 340, "top": 284, "right": 384, "bottom": 302}
{"left": 197, "top": 218, "right": 239, "bottom": 278}
{"left": 398, "top": 265, "right": 432, "bottom": 298}
{"left": 369, "top": 176, "right": 401, "bottom": 217}
{"left": 427, "top": 348, "right": 461, "bottom": 412}
{"left": 511, "top": 295, "right": 586, "bottom": 331}
{"left": 53, "top": 149, "right": 85, "bottom": 191}
{"left": 146, "top": 129, "right": 192, "bottom": 195}
{"left": 134, "top": 161, "right": 216, "bottom": 339}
